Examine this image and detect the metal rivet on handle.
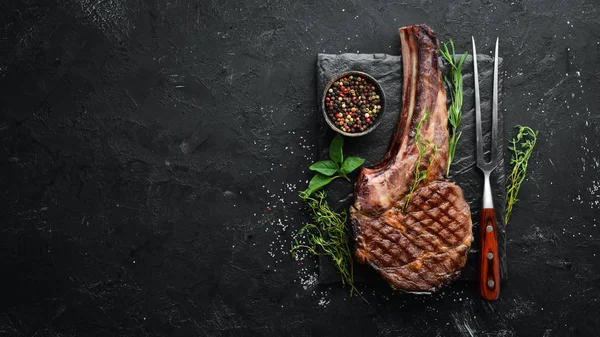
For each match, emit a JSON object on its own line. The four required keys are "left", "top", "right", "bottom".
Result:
{"left": 486, "top": 225, "right": 493, "bottom": 233}
{"left": 487, "top": 253, "right": 494, "bottom": 260}
{"left": 487, "top": 280, "right": 495, "bottom": 287}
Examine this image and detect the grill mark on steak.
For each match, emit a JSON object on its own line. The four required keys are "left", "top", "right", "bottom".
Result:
{"left": 406, "top": 188, "right": 466, "bottom": 246}
{"left": 350, "top": 24, "right": 473, "bottom": 293}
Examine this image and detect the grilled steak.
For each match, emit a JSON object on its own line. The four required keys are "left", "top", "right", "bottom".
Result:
{"left": 350, "top": 24, "right": 473, "bottom": 293}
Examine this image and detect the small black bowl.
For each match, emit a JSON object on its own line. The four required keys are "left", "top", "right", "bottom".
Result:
{"left": 321, "top": 71, "right": 386, "bottom": 137}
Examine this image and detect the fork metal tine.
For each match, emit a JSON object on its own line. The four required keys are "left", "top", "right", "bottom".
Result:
{"left": 491, "top": 37, "right": 499, "bottom": 166}
{"left": 473, "top": 36, "right": 499, "bottom": 171}
{"left": 472, "top": 37, "right": 484, "bottom": 168}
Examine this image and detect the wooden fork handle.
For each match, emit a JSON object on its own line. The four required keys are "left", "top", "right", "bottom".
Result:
{"left": 479, "top": 207, "right": 500, "bottom": 300}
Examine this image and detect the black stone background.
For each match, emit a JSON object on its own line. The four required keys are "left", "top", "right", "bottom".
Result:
{"left": 0, "top": 1, "right": 599, "bottom": 336}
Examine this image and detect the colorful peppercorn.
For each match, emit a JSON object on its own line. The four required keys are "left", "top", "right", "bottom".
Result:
{"left": 325, "top": 75, "right": 382, "bottom": 133}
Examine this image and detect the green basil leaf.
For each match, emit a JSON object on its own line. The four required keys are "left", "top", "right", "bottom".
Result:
{"left": 309, "top": 160, "right": 339, "bottom": 176}
{"left": 340, "top": 156, "right": 365, "bottom": 174}
{"left": 329, "top": 134, "right": 344, "bottom": 164}
{"left": 305, "top": 174, "right": 335, "bottom": 195}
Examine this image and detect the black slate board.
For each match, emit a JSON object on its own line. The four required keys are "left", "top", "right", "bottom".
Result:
{"left": 316, "top": 53, "right": 508, "bottom": 285}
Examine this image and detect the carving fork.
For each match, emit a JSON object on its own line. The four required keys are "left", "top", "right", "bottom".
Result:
{"left": 472, "top": 37, "right": 500, "bottom": 301}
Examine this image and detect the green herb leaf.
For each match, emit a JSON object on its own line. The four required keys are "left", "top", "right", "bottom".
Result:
{"left": 340, "top": 156, "right": 365, "bottom": 174}
{"left": 309, "top": 160, "right": 339, "bottom": 176}
{"left": 440, "top": 39, "right": 467, "bottom": 176}
{"left": 292, "top": 191, "right": 366, "bottom": 302}
{"left": 329, "top": 134, "right": 344, "bottom": 164}
{"left": 505, "top": 125, "right": 538, "bottom": 224}
{"left": 304, "top": 174, "right": 335, "bottom": 196}
{"left": 402, "top": 109, "right": 436, "bottom": 211}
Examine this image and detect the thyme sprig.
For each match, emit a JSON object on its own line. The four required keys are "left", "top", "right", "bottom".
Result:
{"left": 292, "top": 190, "right": 366, "bottom": 301}
{"left": 439, "top": 39, "right": 468, "bottom": 176}
{"left": 402, "top": 109, "right": 437, "bottom": 211}
{"left": 505, "top": 125, "right": 539, "bottom": 224}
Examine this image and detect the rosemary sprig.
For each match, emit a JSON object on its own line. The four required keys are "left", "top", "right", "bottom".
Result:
{"left": 439, "top": 39, "right": 468, "bottom": 176}
{"left": 292, "top": 190, "right": 366, "bottom": 302}
{"left": 505, "top": 125, "right": 538, "bottom": 224}
{"left": 402, "top": 109, "right": 437, "bottom": 211}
